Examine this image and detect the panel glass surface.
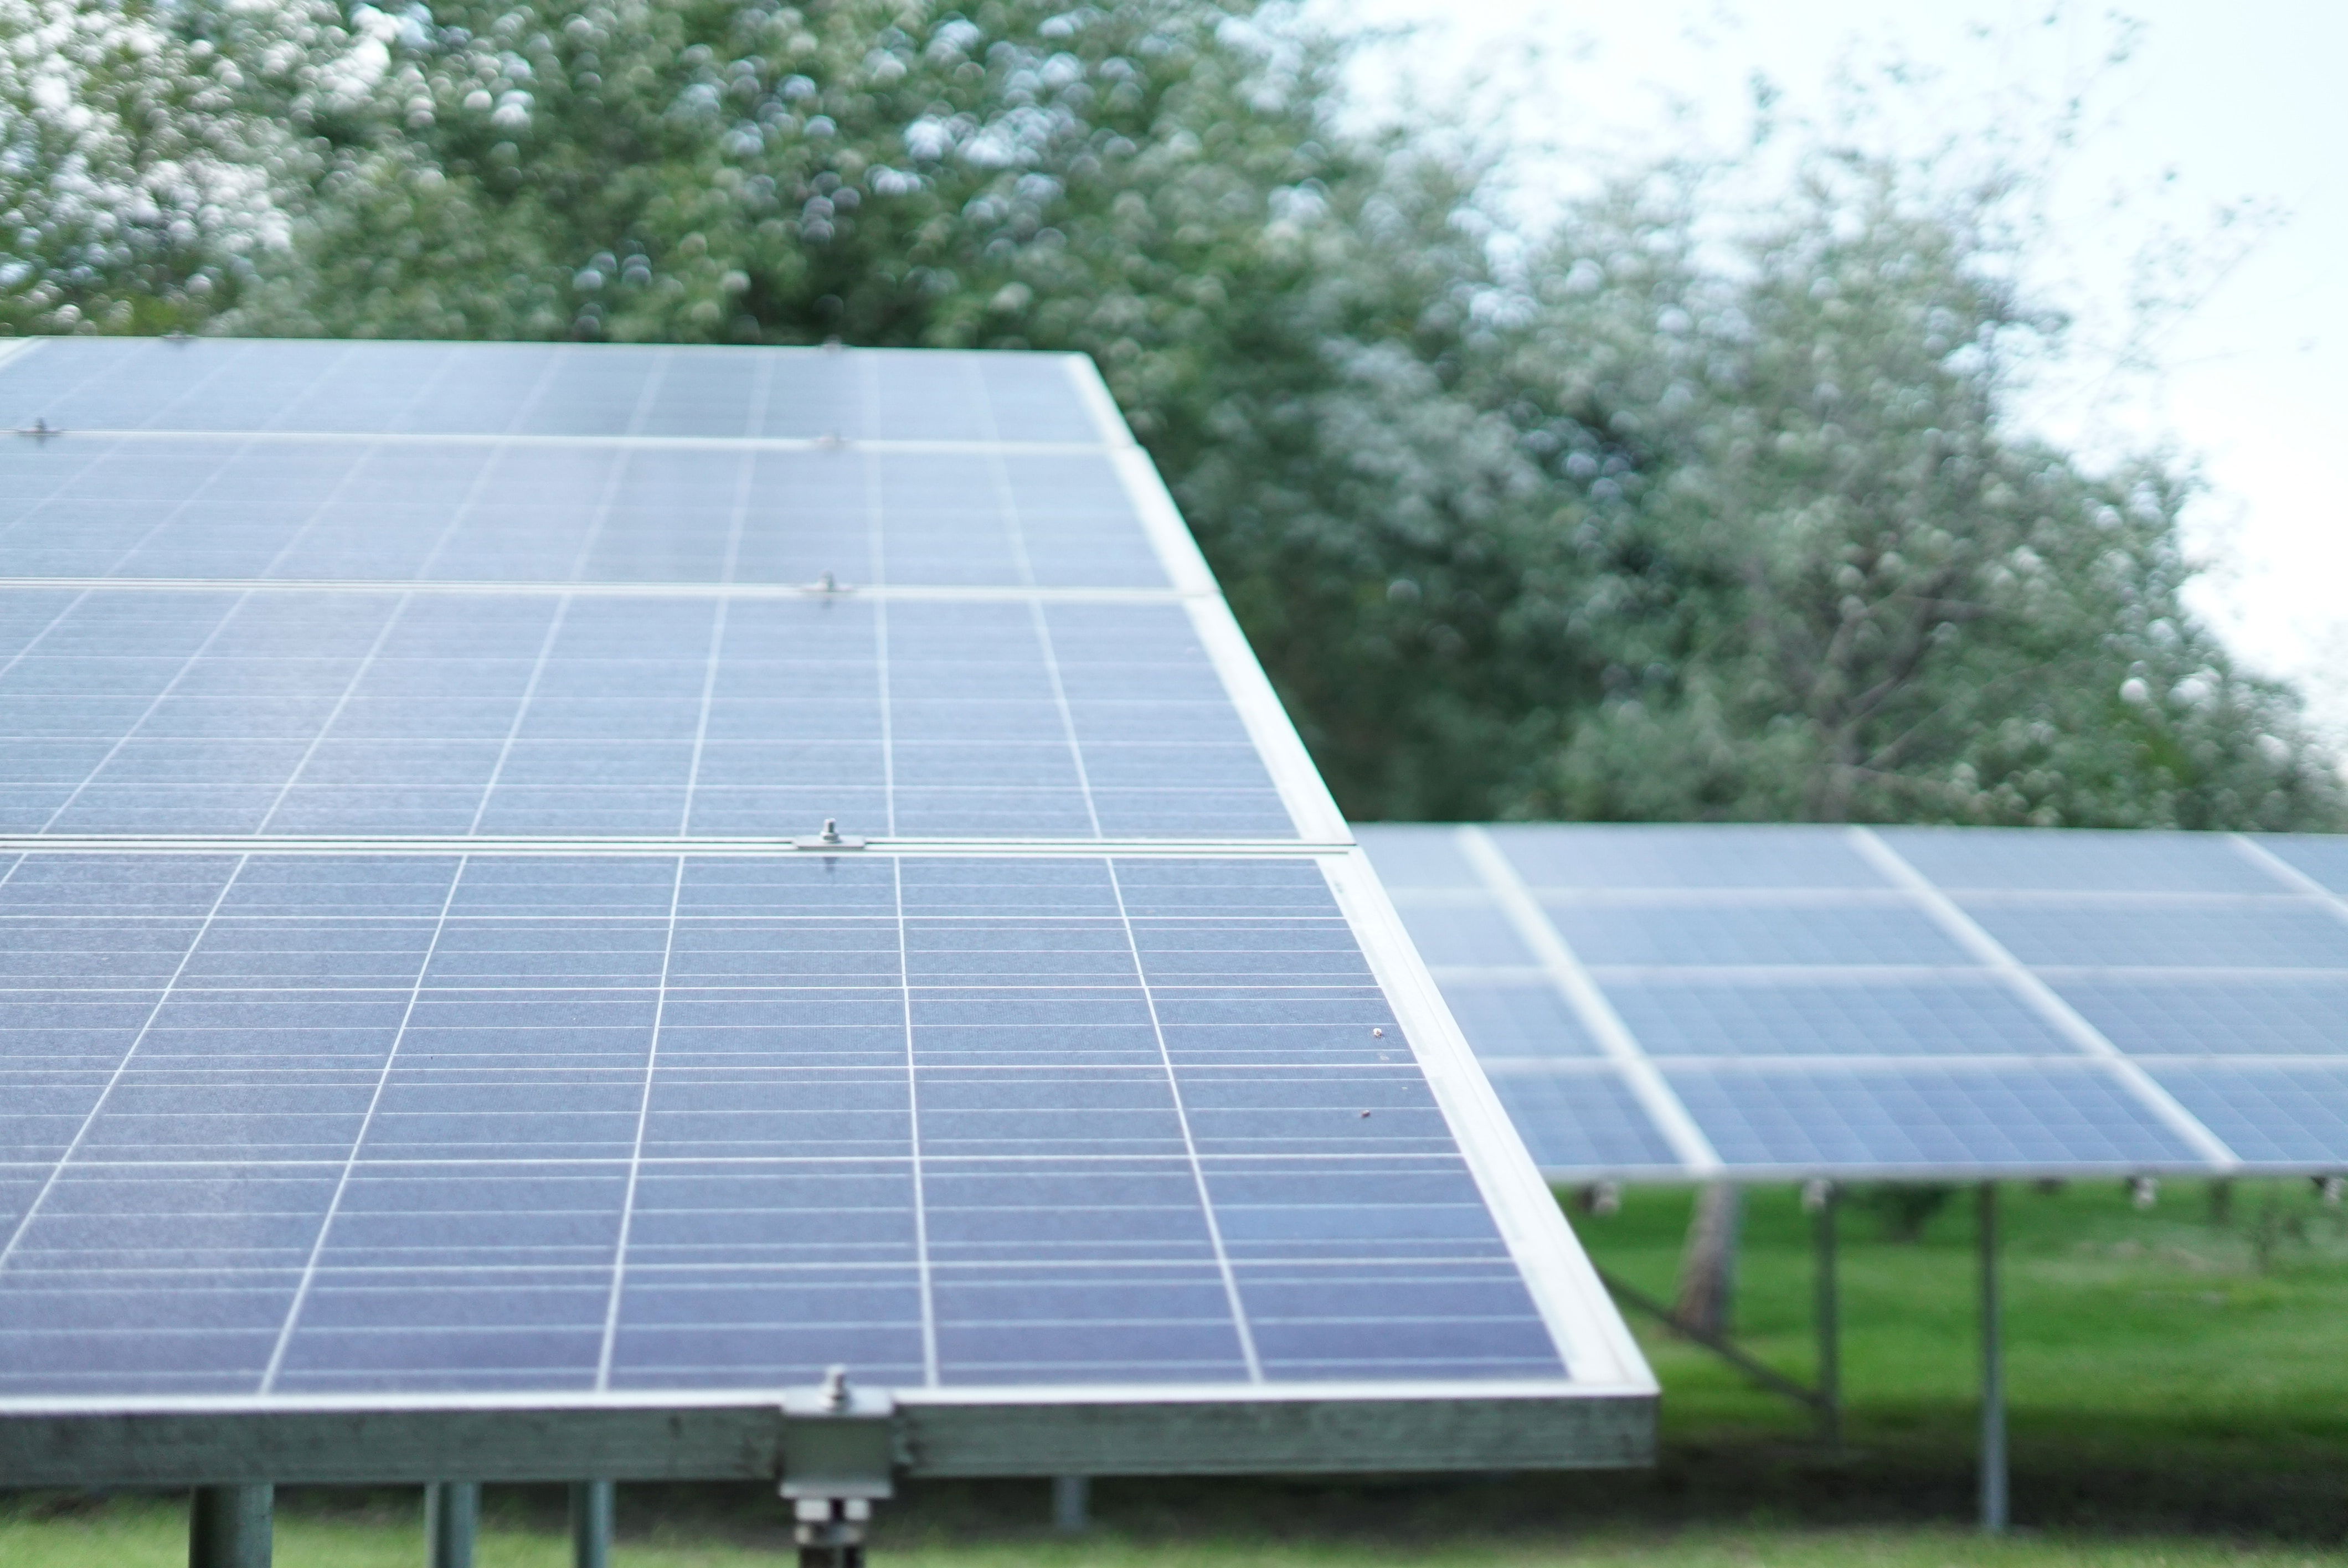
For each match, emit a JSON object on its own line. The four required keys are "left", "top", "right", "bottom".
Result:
{"left": 1547, "top": 899, "right": 1971, "bottom": 968}
{"left": 1363, "top": 820, "right": 2348, "bottom": 1178}
{"left": 1437, "top": 983, "right": 1602, "bottom": 1061}
{"left": 0, "top": 852, "right": 1565, "bottom": 1395}
{"left": 1496, "top": 824, "right": 1891, "bottom": 890}
{"left": 2144, "top": 1064, "right": 2348, "bottom": 1167}
{"left": 1877, "top": 826, "right": 2285, "bottom": 893}
{"left": 1390, "top": 899, "right": 1537, "bottom": 968}
{"left": 1963, "top": 900, "right": 2348, "bottom": 969}
{"left": 0, "top": 341, "right": 1101, "bottom": 444}
{"left": 2053, "top": 976, "right": 2348, "bottom": 1056}
{"left": 1482, "top": 1069, "right": 1681, "bottom": 1172}
{"left": 0, "top": 439, "right": 1163, "bottom": 590}
{"left": 1353, "top": 827, "right": 1483, "bottom": 891}
{"left": 2255, "top": 834, "right": 2348, "bottom": 896}
{"left": 1603, "top": 977, "right": 2082, "bottom": 1058}
{"left": 0, "top": 588, "right": 1289, "bottom": 839}
{"left": 1665, "top": 1062, "right": 2202, "bottom": 1170}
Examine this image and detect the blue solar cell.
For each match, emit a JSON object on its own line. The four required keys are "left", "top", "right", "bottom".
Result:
{"left": 1965, "top": 900, "right": 2348, "bottom": 969}
{"left": 1391, "top": 898, "right": 1536, "bottom": 967}
{"left": 1353, "top": 825, "right": 1484, "bottom": 891}
{"left": 1604, "top": 976, "right": 2081, "bottom": 1058}
{"left": 2254, "top": 834, "right": 2348, "bottom": 897}
{"left": 1495, "top": 824, "right": 1892, "bottom": 890}
{"left": 1666, "top": 1062, "right": 2201, "bottom": 1170}
{"left": 1482, "top": 1069, "right": 1682, "bottom": 1171}
{"left": 1438, "top": 983, "right": 1600, "bottom": 1060}
{"left": 2145, "top": 1064, "right": 2348, "bottom": 1167}
{"left": 1880, "top": 827, "right": 2283, "bottom": 893}
{"left": 0, "top": 851, "right": 1566, "bottom": 1396}
{"left": 2052, "top": 976, "right": 2348, "bottom": 1056}
{"left": 1548, "top": 899, "right": 1970, "bottom": 967}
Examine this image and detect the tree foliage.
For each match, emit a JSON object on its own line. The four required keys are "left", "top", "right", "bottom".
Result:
{"left": 2, "top": 0, "right": 2339, "bottom": 830}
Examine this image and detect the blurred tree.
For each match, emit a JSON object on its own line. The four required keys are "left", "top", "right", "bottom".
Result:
{"left": 1487, "top": 157, "right": 2346, "bottom": 830}
{"left": 0, "top": 0, "right": 2337, "bottom": 830}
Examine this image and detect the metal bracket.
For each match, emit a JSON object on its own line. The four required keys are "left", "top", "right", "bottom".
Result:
{"left": 780, "top": 1367, "right": 897, "bottom": 1502}
{"left": 781, "top": 1369, "right": 896, "bottom": 1568}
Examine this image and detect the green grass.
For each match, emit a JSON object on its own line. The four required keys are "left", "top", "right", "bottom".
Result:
{"left": 7, "top": 1179, "right": 2347, "bottom": 1563}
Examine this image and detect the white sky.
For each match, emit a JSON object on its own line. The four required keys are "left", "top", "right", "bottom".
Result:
{"left": 1316, "top": 1, "right": 2348, "bottom": 747}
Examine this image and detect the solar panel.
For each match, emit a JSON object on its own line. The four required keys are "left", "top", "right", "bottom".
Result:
{"left": 0, "top": 339, "right": 1650, "bottom": 1494}
{"left": 1361, "top": 822, "right": 2348, "bottom": 1182}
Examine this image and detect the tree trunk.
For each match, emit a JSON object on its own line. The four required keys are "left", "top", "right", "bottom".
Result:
{"left": 1675, "top": 1182, "right": 1743, "bottom": 1338}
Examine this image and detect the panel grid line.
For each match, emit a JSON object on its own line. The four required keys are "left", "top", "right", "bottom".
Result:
{"left": 402, "top": 354, "right": 571, "bottom": 584}
{"left": 1456, "top": 827, "right": 1722, "bottom": 1175}
{"left": 596, "top": 854, "right": 687, "bottom": 1392}
{"left": 254, "top": 591, "right": 415, "bottom": 834}
{"left": 970, "top": 358, "right": 1104, "bottom": 840}
{"left": 468, "top": 597, "right": 574, "bottom": 835}
{"left": 1847, "top": 827, "right": 2243, "bottom": 1170}
{"left": 259, "top": 855, "right": 470, "bottom": 1393}
{"left": 1104, "top": 860, "right": 1264, "bottom": 1383}
{"left": 0, "top": 585, "right": 90, "bottom": 685}
{"left": 0, "top": 850, "right": 251, "bottom": 1278}
{"left": 2232, "top": 834, "right": 2348, "bottom": 930}
{"left": 895, "top": 857, "right": 940, "bottom": 1387}
{"left": 35, "top": 588, "right": 259, "bottom": 833}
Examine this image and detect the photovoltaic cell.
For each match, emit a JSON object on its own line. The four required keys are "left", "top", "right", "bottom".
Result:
{"left": 1877, "top": 826, "right": 2284, "bottom": 894}
{"left": 2256, "top": 834, "right": 2348, "bottom": 896}
{"left": 1389, "top": 899, "right": 1537, "bottom": 968}
{"left": 1665, "top": 1062, "right": 2202, "bottom": 1170}
{"left": 0, "top": 341, "right": 1103, "bottom": 443}
{"left": 0, "top": 589, "right": 1290, "bottom": 839}
{"left": 1437, "top": 984, "right": 1602, "bottom": 1061}
{"left": 0, "top": 851, "right": 1564, "bottom": 1396}
{"left": 1483, "top": 1069, "right": 1682, "bottom": 1172}
{"left": 2052, "top": 977, "right": 2348, "bottom": 1056}
{"left": 1499, "top": 824, "right": 1892, "bottom": 890}
{"left": 1602, "top": 977, "right": 2082, "bottom": 1059}
{"left": 1355, "top": 829, "right": 1483, "bottom": 891}
{"left": 1547, "top": 899, "right": 1971, "bottom": 968}
{"left": 1963, "top": 900, "right": 2348, "bottom": 969}
{"left": 2145, "top": 1064, "right": 2348, "bottom": 1167}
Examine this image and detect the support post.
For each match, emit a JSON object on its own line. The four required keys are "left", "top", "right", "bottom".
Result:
{"left": 569, "top": 1481, "right": 614, "bottom": 1568}
{"left": 1052, "top": 1474, "right": 1091, "bottom": 1534}
{"left": 1812, "top": 1180, "right": 1842, "bottom": 1451}
{"left": 1978, "top": 1182, "right": 2008, "bottom": 1534}
{"left": 425, "top": 1482, "right": 480, "bottom": 1568}
{"left": 189, "top": 1483, "right": 272, "bottom": 1568}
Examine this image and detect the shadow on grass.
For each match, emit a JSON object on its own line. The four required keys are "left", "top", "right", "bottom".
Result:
{"left": 77, "top": 1416, "right": 2309, "bottom": 1555}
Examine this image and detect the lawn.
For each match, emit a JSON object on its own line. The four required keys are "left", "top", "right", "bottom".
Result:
{"left": 6, "top": 1179, "right": 2345, "bottom": 1564}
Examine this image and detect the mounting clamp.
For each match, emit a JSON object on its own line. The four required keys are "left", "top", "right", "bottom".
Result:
{"left": 780, "top": 1368, "right": 897, "bottom": 1568}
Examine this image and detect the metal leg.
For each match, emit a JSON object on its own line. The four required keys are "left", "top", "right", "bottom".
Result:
{"left": 189, "top": 1484, "right": 273, "bottom": 1568}
{"left": 569, "top": 1481, "right": 614, "bottom": 1568}
{"left": 794, "top": 1498, "right": 871, "bottom": 1568}
{"left": 1814, "top": 1182, "right": 1842, "bottom": 1451}
{"left": 1052, "top": 1474, "right": 1090, "bottom": 1533}
{"left": 425, "top": 1482, "right": 480, "bottom": 1568}
{"left": 1978, "top": 1183, "right": 2008, "bottom": 1534}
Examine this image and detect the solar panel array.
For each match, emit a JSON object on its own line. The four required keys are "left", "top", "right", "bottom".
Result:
{"left": 0, "top": 339, "right": 1648, "bottom": 1476}
{"left": 1360, "top": 823, "right": 2348, "bottom": 1179}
